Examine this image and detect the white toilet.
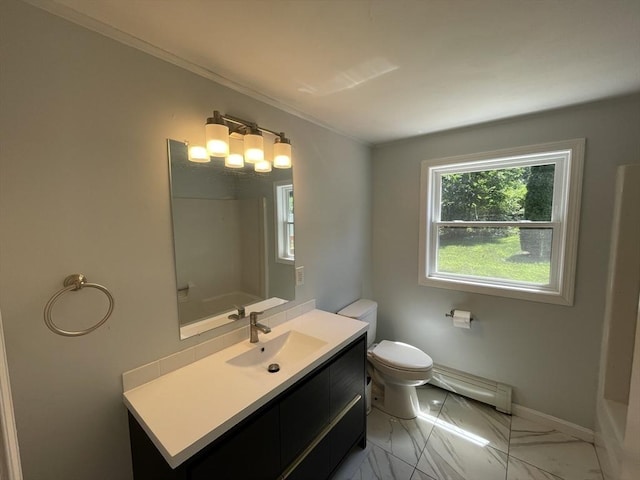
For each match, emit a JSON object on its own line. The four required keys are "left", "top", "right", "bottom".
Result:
{"left": 338, "top": 299, "right": 433, "bottom": 420}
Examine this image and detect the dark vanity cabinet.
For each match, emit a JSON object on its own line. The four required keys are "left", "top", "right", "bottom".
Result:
{"left": 283, "top": 336, "right": 366, "bottom": 480}
{"left": 129, "top": 334, "right": 366, "bottom": 480}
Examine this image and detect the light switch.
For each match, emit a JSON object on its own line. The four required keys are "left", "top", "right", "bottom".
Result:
{"left": 295, "top": 266, "right": 305, "bottom": 286}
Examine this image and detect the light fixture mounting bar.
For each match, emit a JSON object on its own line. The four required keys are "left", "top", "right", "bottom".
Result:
{"left": 219, "top": 112, "right": 285, "bottom": 139}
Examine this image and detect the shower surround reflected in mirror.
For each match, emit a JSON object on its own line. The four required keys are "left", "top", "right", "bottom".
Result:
{"left": 167, "top": 139, "right": 295, "bottom": 339}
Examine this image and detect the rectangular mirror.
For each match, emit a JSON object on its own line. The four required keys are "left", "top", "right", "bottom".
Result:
{"left": 167, "top": 139, "right": 295, "bottom": 339}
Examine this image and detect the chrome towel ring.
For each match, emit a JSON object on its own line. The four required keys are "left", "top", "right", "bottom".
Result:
{"left": 44, "top": 274, "right": 115, "bottom": 337}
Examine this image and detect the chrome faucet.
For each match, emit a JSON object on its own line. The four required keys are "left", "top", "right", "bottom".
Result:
{"left": 228, "top": 305, "right": 246, "bottom": 321}
{"left": 249, "top": 311, "right": 271, "bottom": 343}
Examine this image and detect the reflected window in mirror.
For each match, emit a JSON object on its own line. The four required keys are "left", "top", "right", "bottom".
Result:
{"left": 275, "top": 181, "right": 294, "bottom": 264}
{"left": 167, "top": 139, "right": 296, "bottom": 339}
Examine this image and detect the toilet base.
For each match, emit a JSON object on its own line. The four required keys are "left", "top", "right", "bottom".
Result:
{"left": 371, "top": 381, "right": 422, "bottom": 420}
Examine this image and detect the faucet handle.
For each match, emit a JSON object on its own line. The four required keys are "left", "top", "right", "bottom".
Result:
{"left": 228, "top": 305, "right": 246, "bottom": 320}
{"left": 249, "top": 311, "right": 264, "bottom": 322}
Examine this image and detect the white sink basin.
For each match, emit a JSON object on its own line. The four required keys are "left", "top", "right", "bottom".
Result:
{"left": 226, "top": 330, "right": 327, "bottom": 370}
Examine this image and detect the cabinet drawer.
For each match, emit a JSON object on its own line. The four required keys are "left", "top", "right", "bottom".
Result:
{"left": 280, "top": 367, "right": 331, "bottom": 468}
{"left": 330, "top": 336, "right": 365, "bottom": 419}
{"left": 329, "top": 395, "right": 365, "bottom": 469}
{"left": 284, "top": 393, "right": 365, "bottom": 480}
{"left": 188, "top": 403, "right": 280, "bottom": 480}
{"left": 283, "top": 434, "right": 331, "bottom": 480}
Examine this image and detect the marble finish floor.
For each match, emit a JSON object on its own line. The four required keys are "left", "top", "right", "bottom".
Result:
{"left": 332, "top": 386, "right": 603, "bottom": 480}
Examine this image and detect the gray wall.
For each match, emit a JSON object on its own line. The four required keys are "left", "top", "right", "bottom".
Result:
{"left": 372, "top": 94, "right": 640, "bottom": 429}
{"left": 0, "top": 1, "right": 371, "bottom": 479}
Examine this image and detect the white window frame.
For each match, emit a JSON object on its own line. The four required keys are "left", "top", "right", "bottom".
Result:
{"left": 274, "top": 181, "right": 294, "bottom": 264}
{"left": 418, "top": 139, "right": 585, "bottom": 305}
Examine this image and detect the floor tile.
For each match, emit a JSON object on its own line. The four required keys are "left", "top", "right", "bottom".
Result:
{"left": 332, "top": 444, "right": 374, "bottom": 480}
{"left": 506, "top": 456, "right": 563, "bottom": 480}
{"left": 416, "top": 385, "right": 448, "bottom": 417}
{"left": 416, "top": 424, "right": 508, "bottom": 480}
{"left": 437, "top": 392, "right": 511, "bottom": 453}
{"left": 410, "top": 469, "right": 437, "bottom": 480}
{"left": 367, "top": 407, "right": 435, "bottom": 466}
{"left": 355, "top": 392, "right": 603, "bottom": 480}
{"left": 344, "top": 443, "right": 416, "bottom": 480}
{"left": 509, "top": 417, "right": 603, "bottom": 480}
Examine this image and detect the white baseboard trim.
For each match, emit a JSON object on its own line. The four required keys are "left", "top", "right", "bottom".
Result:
{"left": 512, "top": 403, "right": 594, "bottom": 443}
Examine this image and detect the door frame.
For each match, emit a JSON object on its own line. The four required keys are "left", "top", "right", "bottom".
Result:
{"left": 0, "top": 310, "right": 22, "bottom": 480}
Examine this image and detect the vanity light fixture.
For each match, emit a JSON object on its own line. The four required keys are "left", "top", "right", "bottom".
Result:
{"left": 195, "top": 110, "right": 292, "bottom": 172}
{"left": 188, "top": 144, "right": 210, "bottom": 163}
{"left": 243, "top": 126, "right": 264, "bottom": 163}
{"left": 254, "top": 159, "right": 272, "bottom": 173}
{"left": 273, "top": 133, "right": 292, "bottom": 169}
{"left": 225, "top": 137, "right": 244, "bottom": 168}
{"left": 205, "top": 111, "right": 229, "bottom": 157}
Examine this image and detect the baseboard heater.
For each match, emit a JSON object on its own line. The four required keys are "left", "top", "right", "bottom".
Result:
{"left": 430, "top": 364, "right": 512, "bottom": 414}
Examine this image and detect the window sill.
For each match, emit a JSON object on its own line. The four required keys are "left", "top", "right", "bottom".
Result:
{"left": 276, "top": 258, "right": 295, "bottom": 266}
{"left": 419, "top": 275, "right": 573, "bottom": 306}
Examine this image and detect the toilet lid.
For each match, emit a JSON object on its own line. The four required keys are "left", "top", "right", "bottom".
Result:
{"left": 370, "top": 340, "right": 433, "bottom": 371}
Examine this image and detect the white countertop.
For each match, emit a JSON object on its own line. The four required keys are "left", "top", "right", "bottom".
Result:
{"left": 123, "top": 309, "right": 367, "bottom": 469}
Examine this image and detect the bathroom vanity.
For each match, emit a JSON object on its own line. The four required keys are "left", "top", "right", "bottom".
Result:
{"left": 124, "top": 310, "right": 367, "bottom": 479}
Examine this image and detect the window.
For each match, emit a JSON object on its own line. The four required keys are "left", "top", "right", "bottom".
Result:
{"left": 419, "top": 139, "right": 584, "bottom": 305}
{"left": 275, "top": 182, "right": 294, "bottom": 264}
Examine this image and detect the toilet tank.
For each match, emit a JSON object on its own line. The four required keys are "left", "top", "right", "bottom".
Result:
{"left": 337, "top": 299, "right": 377, "bottom": 347}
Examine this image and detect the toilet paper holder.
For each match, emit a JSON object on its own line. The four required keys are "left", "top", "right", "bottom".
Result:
{"left": 445, "top": 310, "right": 473, "bottom": 321}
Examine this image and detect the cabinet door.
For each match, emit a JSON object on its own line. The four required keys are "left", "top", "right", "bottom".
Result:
{"left": 280, "top": 367, "right": 330, "bottom": 469}
{"left": 188, "top": 403, "right": 280, "bottom": 480}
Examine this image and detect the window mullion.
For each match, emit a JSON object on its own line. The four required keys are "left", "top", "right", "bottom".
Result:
{"left": 435, "top": 221, "right": 556, "bottom": 228}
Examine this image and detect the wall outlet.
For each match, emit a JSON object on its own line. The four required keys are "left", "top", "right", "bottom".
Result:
{"left": 295, "top": 266, "right": 305, "bottom": 286}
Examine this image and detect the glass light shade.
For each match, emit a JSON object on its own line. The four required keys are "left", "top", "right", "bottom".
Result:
{"left": 273, "top": 142, "right": 292, "bottom": 169}
{"left": 254, "top": 160, "right": 272, "bottom": 173}
{"left": 225, "top": 138, "right": 244, "bottom": 168}
{"left": 188, "top": 145, "right": 210, "bottom": 163}
{"left": 205, "top": 123, "right": 229, "bottom": 156}
{"left": 244, "top": 133, "right": 264, "bottom": 163}
{"left": 225, "top": 154, "right": 244, "bottom": 168}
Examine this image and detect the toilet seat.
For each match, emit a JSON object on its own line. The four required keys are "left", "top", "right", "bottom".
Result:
{"left": 369, "top": 340, "right": 433, "bottom": 372}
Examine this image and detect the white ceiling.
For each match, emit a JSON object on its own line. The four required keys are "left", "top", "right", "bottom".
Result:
{"left": 29, "top": 0, "right": 640, "bottom": 144}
